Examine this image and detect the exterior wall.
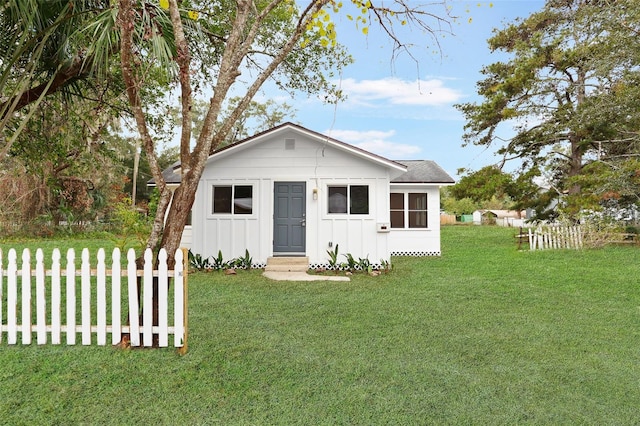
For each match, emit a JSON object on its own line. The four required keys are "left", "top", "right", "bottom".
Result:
{"left": 388, "top": 184, "right": 443, "bottom": 256}
{"left": 190, "top": 129, "right": 394, "bottom": 268}
{"left": 472, "top": 210, "right": 482, "bottom": 225}
{"left": 179, "top": 225, "right": 192, "bottom": 248}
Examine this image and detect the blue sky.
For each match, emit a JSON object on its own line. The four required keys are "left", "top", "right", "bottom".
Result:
{"left": 280, "top": 0, "right": 545, "bottom": 178}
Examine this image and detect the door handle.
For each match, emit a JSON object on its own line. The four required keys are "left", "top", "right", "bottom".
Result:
{"left": 300, "top": 219, "right": 306, "bottom": 227}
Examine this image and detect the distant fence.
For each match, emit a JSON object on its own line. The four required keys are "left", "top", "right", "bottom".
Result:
{"left": 517, "top": 226, "right": 584, "bottom": 251}
{"left": 516, "top": 225, "right": 640, "bottom": 251}
{"left": 440, "top": 214, "right": 457, "bottom": 225}
{"left": 0, "top": 247, "right": 187, "bottom": 353}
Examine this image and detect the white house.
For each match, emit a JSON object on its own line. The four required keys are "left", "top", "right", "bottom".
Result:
{"left": 161, "top": 123, "right": 454, "bottom": 269}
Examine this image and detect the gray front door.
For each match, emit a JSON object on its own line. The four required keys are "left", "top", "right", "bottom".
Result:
{"left": 273, "top": 182, "right": 306, "bottom": 255}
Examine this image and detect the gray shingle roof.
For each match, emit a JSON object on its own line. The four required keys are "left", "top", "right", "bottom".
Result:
{"left": 392, "top": 160, "right": 455, "bottom": 184}
{"left": 148, "top": 160, "right": 181, "bottom": 186}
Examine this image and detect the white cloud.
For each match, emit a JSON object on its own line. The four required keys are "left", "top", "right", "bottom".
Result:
{"left": 338, "top": 77, "right": 463, "bottom": 107}
{"left": 328, "top": 129, "right": 421, "bottom": 159}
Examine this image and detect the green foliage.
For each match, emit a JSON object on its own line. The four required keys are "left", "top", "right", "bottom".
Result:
{"left": 188, "top": 250, "right": 213, "bottom": 271}
{"left": 326, "top": 244, "right": 339, "bottom": 269}
{"left": 326, "top": 244, "right": 382, "bottom": 273}
{"left": 441, "top": 192, "right": 478, "bottom": 216}
{"left": 210, "top": 250, "right": 229, "bottom": 271}
{"left": 450, "top": 166, "right": 514, "bottom": 204}
{"left": 189, "top": 249, "right": 254, "bottom": 271}
{"left": 342, "top": 252, "right": 358, "bottom": 271}
{"left": 379, "top": 258, "right": 392, "bottom": 273}
{"left": 357, "top": 255, "right": 372, "bottom": 274}
{"left": 456, "top": 0, "right": 640, "bottom": 219}
{"left": 110, "top": 198, "right": 152, "bottom": 252}
{"left": 232, "top": 249, "right": 253, "bottom": 270}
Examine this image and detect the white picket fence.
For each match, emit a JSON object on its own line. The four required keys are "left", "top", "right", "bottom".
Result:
{"left": 0, "top": 247, "right": 187, "bottom": 352}
{"left": 526, "top": 225, "right": 584, "bottom": 251}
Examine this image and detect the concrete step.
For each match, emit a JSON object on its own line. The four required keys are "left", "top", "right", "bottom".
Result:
{"left": 265, "top": 256, "right": 309, "bottom": 272}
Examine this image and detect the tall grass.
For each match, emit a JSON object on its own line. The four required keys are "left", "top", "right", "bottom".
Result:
{"left": 1, "top": 226, "right": 639, "bottom": 424}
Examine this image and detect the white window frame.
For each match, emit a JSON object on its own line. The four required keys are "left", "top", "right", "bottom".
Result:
{"left": 327, "top": 184, "right": 370, "bottom": 216}
{"left": 210, "top": 183, "right": 256, "bottom": 217}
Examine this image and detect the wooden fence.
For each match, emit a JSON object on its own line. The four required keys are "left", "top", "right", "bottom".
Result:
{"left": 516, "top": 226, "right": 584, "bottom": 251}
{"left": 0, "top": 247, "right": 187, "bottom": 353}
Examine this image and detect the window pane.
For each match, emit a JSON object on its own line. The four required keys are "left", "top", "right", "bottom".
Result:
{"left": 409, "top": 211, "right": 427, "bottom": 228}
{"left": 213, "top": 186, "right": 232, "bottom": 213}
{"left": 408, "top": 193, "right": 427, "bottom": 210}
{"left": 350, "top": 185, "right": 369, "bottom": 214}
{"left": 328, "top": 186, "right": 347, "bottom": 213}
{"left": 390, "top": 210, "right": 405, "bottom": 228}
{"left": 234, "top": 185, "right": 253, "bottom": 214}
{"left": 390, "top": 193, "right": 404, "bottom": 210}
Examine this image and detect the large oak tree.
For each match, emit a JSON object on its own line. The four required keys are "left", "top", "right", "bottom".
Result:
{"left": 457, "top": 0, "right": 640, "bottom": 218}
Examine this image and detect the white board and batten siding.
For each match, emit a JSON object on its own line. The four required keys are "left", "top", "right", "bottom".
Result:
{"left": 191, "top": 129, "right": 399, "bottom": 267}
{"left": 0, "top": 247, "right": 187, "bottom": 351}
{"left": 387, "top": 184, "right": 443, "bottom": 257}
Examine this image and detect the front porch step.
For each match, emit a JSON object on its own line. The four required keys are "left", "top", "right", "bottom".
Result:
{"left": 265, "top": 256, "right": 309, "bottom": 272}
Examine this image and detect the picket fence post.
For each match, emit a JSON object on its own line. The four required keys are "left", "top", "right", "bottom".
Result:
{"left": 66, "top": 249, "right": 76, "bottom": 345}
{"left": 51, "top": 249, "right": 61, "bottom": 344}
{"left": 1, "top": 247, "right": 188, "bottom": 352}
{"left": 36, "top": 249, "right": 46, "bottom": 344}
{"left": 7, "top": 249, "right": 17, "bottom": 344}
{"left": 111, "top": 248, "right": 121, "bottom": 346}
{"left": 127, "top": 248, "right": 140, "bottom": 347}
{"left": 21, "top": 249, "right": 31, "bottom": 345}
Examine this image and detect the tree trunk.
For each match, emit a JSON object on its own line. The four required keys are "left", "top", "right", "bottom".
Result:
{"left": 132, "top": 139, "right": 140, "bottom": 205}
{"left": 158, "top": 179, "right": 198, "bottom": 268}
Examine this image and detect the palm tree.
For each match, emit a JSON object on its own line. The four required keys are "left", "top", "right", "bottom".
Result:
{"left": 0, "top": 0, "right": 177, "bottom": 155}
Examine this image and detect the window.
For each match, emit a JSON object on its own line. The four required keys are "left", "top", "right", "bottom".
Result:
{"left": 390, "top": 193, "right": 405, "bottom": 228}
{"left": 408, "top": 193, "right": 427, "bottom": 228}
{"left": 328, "top": 185, "right": 369, "bottom": 215}
{"left": 212, "top": 185, "right": 253, "bottom": 214}
{"left": 390, "top": 192, "right": 428, "bottom": 228}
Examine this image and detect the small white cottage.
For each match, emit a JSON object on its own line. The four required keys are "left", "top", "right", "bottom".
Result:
{"left": 162, "top": 123, "right": 454, "bottom": 269}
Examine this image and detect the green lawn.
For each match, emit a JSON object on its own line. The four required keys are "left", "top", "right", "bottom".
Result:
{"left": 1, "top": 226, "right": 639, "bottom": 424}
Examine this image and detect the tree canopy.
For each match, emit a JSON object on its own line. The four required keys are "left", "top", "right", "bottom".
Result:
{"left": 456, "top": 0, "right": 640, "bottom": 219}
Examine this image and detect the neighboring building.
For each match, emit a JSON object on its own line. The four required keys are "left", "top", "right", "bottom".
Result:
{"left": 472, "top": 209, "right": 527, "bottom": 227}
{"left": 158, "top": 123, "right": 455, "bottom": 269}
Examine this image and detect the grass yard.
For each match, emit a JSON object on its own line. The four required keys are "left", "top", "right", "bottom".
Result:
{"left": 1, "top": 226, "right": 640, "bottom": 424}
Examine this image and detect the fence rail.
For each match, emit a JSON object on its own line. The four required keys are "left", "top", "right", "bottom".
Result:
{"left": 0, "top": 247, "right": 187, "bottom": 353}
{"left": 515, "top": 226, "right": 584, "bottom": 251}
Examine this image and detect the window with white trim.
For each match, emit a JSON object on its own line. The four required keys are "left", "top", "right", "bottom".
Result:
{"left": 390, "top": 192, "right": 427, "bottom": 228}
{"left": 212, "top": 185, "right": 253, "bottom": 214}
{"left": 328, "top": 185, "right": 369, "bottom": 215}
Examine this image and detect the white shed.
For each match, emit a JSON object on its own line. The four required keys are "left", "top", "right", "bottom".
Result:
{"left": 472, "top": 209, "right": 526, "bottom": 227}
{"left": 162, "top": 123, "right": 454, "bottom": 269}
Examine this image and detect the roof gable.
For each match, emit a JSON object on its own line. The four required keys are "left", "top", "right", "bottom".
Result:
{"left": 152, "top": 123, "right": 455, "bottom": 185}
{"left": 207, "top": 122, "right": 406, "bottom": 173}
